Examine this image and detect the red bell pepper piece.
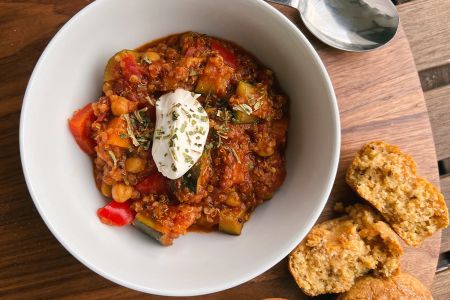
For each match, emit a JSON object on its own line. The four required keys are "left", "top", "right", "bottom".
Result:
{"left": 135, "top": 173, "right": 168, "bottom": 194}
{"left": 68, "top": 103, "right": 96, "bottom": 155}
{"left": 97, "top": 201, "right": 135, "bottom": 226}
{"left": 211, "top": 40, "right": 237, "bottom": 68}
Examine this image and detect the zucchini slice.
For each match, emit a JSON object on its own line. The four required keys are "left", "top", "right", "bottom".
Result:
{"left": 233, "top": 110, "right": 258, "bottom": 124}
{"left": 104, "top": 50, "right": 141, "bottom": 82}
{"left": 133, "top": 213, "right": 171, "bottom": 246}
{"left": 232, "top": 81, "right": 259, "bottom": 124}
{"left": 181, "top": 150, "right": 210, "bottom": 193}
{"left": 236, "top": 81, "right": 255, "bottom": 98}
{"left": 195, "top": 76, "right": 215, "bottom": 95}
{"left": 219, "top": 208, "right": 247, "bottom": 235}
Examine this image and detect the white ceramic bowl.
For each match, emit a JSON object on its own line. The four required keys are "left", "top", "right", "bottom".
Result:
{"left": 20, "top": 0, "right": 340, "bottom": 296}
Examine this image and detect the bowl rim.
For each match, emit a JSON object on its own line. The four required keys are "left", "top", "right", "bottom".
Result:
{"left": 19, "top": 0, "right": 340, "bottom": 296}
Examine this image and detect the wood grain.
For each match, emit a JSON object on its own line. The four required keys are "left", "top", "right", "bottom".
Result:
{"left": 423, "top": 85, "right": 450, "bottom": 255}
{"left": 0, "top": 1, "right": 443, "bottom": 299}
{"left": 431, "top": 268, "right": 450, "bottom": 300}
{"left": 439, "top": 175, "right": 450, "bottom": 253}
{"left": 423, "top": 85, "right": 450, "bottom": 162}
{"left": 419, "top": 64, "right": 450, "bottom": 92}
{"left": 398, "top": 1, "right": 450, "bottom": 290}
{"left": 398, "top": 0, "right": 450, "bottom": 71}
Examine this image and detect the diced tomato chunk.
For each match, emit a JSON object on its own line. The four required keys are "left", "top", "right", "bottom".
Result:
{"left": 68, "top": 103, "right": 96, "bottom": 154}
{"left": 135, "top": 173, "right": 168, "bottom": 194}
{"left": 97, "top": 201, "right": 135, "bottom": 226}
{"left": 184, "top": 47, "right": 196, "bottom": 57}
{"left": 121, "top": 53, "right": 141, "bottom": 79}
{"left": 211, "top": 40, "right": 237, "bottom": 68}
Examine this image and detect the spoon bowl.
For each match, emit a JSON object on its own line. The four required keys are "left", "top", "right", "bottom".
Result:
{"left": 275, "top": 0, "right": 400, "bottom": 52}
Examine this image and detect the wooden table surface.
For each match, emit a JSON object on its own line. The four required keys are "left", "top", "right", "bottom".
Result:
{"left": 1, "top": 0, "right": 450, "bottom": 299}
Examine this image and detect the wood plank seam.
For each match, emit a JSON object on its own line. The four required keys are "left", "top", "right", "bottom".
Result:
{"left": 438, "top": 158, "right": 450, "bottom": 176}
{"left": 419, "top": 63, "right": 450, "bottom": 92}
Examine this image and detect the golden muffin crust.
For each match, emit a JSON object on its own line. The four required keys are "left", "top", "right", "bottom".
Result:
{"left": 288, "top": 204, "right": 402, "bottom": 296}
{"left": 346, "top": 141, "right": 449, "bottom": 246}
{"left": 337, "top": 272, "right": 433, "bottom": 300}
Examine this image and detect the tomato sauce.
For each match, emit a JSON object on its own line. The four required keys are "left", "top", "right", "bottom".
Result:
{"left": 70, "top": 32, "right": 289, "bottom": 245}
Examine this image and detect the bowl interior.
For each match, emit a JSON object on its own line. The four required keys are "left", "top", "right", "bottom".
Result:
{"left": 20, "top": 0, "right": 339, "bottom": 296}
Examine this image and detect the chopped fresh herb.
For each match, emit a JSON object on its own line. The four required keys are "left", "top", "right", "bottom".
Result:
{"left": 123, "top": 114, "right": 140, "bottom": 147}
{"left": 146, "top": 96, "right": 155, "bottom": 106}
{"left": 143, "top": 56, "right": 153, "bottom": 64}
{"left": 229, "top": 146, "right": 241, "bottom": 164}
{"left": 233, "top": 103, "right": 253, "bottom": 115}
{"left": 134, "top": 108, "right": 147, "bottom": 123}
{"left": 180, "top": 107, "right": 191, "bottom": 117}
{"left": 254, "top": 101, "right": 262, "bottom": 111}
{"left": 119, "top": 133, "right": 128, "bottom": 139}
{"left": 205, "top": 92, "right": 212, "bottom": 108}
{"left": 180, "top": 121, "right": 187, "bottom": 133}
{"left": 172, "top": 110, "right": 179, "bottom": 121}
{"left": 183, "top": 153, "right": 194, "bottom": 164}
{"left": 171, "top": 163, "right": 177, "bottom": 172}
{"left": 170, "top": 148, "right": 178, "bottom": 162}
{"left": 107, "top": 150, "right": 118, "bottom": 168}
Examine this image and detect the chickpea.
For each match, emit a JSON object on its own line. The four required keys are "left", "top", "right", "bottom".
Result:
{"left": 102, "top": 82, "right": 113, "bottom": 97}
{"left": 110, "top": 95, "right": 130, "bottom": 116}
{"left": 112, "top": 183, "right": 133, "bottom": 202}
{"left": 129, "top": 74, "right": 139, "bottom": 83}
{"left": 144, "top": 51, "right": 160, "bottom": 62}
{"left": 100, "top": 183, "right": 112, "bottom": 198}
{"left": 125, "top": 157, "right": 145, "bottom": 173}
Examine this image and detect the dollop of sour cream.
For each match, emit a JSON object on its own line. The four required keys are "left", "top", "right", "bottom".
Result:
{"left": 152, "top": 88, "right": 209, "bottom": 179}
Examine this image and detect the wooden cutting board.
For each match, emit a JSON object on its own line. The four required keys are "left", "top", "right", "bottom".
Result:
{"left": 191, "top": 4, "right": 441, "bottom": 300}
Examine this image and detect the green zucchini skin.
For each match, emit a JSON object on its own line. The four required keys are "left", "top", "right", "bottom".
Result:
{"left": 232, "top": 110, "right": 258, "bottom": 124}
{"left": 132, "top": 214, "right": 171, "bottom": 246}
{"left": 178, "top": 150, "right": 210, "bottom": 194}
{"left": 104, "top": 50, "right": 140, "bottom": 82}
{"left": 218, "top": 208, "right": 246, "bottom": 235}
{"left": 133, "top": 218, "right": 163, "bottom": 242}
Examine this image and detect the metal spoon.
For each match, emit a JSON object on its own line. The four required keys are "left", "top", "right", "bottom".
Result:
{"left": 271, "top": 0, "right": 400, "bottom": 52}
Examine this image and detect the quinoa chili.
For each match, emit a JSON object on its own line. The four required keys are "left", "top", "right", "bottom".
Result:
{"left": 69, "top": 32, "right": 289, "bottom": 245}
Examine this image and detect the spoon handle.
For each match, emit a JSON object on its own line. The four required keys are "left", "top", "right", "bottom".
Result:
{"left": 268, "top": 0, "right": 301, "bottom": 10}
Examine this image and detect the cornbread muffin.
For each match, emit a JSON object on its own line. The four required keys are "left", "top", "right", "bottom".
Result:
{"left": 288, "top": 204, "right": 402, "bottom": 296}
{"left": 337, "top": 272, "right": 433, "bottom": 300}
{"left": 346, "top": 141, "right": 449, "bottom": 246}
